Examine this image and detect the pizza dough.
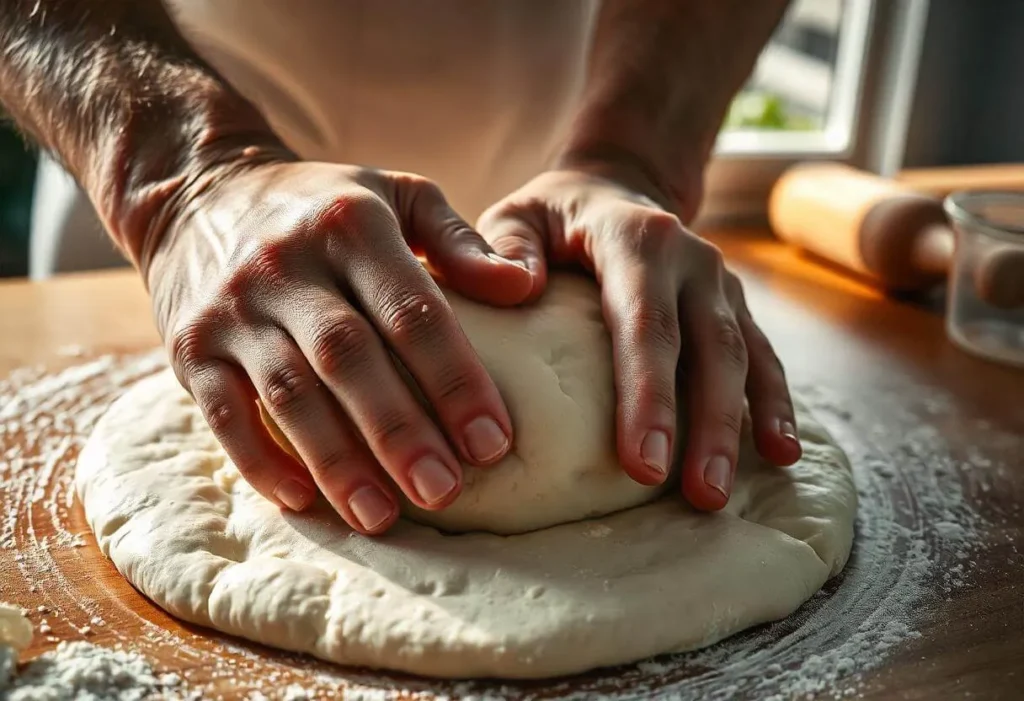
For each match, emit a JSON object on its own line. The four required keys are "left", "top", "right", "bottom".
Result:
{"left": 77, "top": 275, "right": 857, "bottom": 679}
{"left": 267, "top": 275, "right": 671, "bottom": 534}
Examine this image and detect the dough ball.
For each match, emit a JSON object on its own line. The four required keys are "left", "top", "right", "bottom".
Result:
{"left": 264, "top": 274, "right": 673, "bottom": 534}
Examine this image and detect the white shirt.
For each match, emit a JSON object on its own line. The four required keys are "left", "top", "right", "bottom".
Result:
{"left": 32, "top": 1, "right": 600, "bottom": 277}
{"left": 164, "top": 0, "right": 601, "bottom": 220}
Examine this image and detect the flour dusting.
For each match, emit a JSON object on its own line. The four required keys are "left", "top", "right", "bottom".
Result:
{"left": 2, "top": 641, "right": 180, "bottom": 700}
{"left": 0, "top": 353, "right": 998, "bottom": 699}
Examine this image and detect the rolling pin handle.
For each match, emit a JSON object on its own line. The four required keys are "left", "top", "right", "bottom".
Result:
{"left": 909, "top": 223, "right": 955, "bottom": 277}
{"left": 974, "top": 246, "right": 1024, "bottom": 310}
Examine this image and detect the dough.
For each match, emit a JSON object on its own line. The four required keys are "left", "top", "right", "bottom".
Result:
{"left": 77, "top": 275, "right": 857, "bottom": 679}
{"left": 267, "top": 275, "right": 669, "bottom": 534}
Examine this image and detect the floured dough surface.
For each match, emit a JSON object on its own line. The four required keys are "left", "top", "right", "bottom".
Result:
{"left": 266, "top": 275, "right": 668, "bottom": 534}
{"left": 408, "top": 276, "right": 670, "bottom": 532}
{"left": 76, "top": 275, "right": 857, "bottom": 679}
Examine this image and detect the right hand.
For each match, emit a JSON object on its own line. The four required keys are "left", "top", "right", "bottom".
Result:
{"left": 146, "top": 161, "right": 535, "bottom": 534}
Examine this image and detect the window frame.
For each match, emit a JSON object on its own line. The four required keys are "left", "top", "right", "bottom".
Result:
{"left": 697, "top": 0, "right": 932, "bottom": 227}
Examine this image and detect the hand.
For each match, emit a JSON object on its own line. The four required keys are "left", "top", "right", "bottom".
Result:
{"left": 147, "top": 161, "right": 535, "bottom": 534}
{"left": 476, "top": 164, "right": 802, "bottom": 510}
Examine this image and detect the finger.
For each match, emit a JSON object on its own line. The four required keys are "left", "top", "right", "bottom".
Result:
{"left": 260, "top": 401, "right": 401, "bottom": 535}
{"left": 680, "top": 264, "right": 749, "bottom": 511}
{"left": 736, "top": 302, "right": 801, "bottom": 466}
{"left": 236, "top": 332, "right": 402, "bottom": 534}
{"left": 185, "top": 359, "right": 318, "bottom": 513}
{"left": 338, "top": 243, "right": 515, "bottom": 470}
{"left": 475, "top": 209, "right": 548, "bottom": 303}
{"left": 406, "top": 182, "right": 534, "bottom": 306}
{"left": 284, "top": 289, "right": 473, "bottom": 510}
{"left": 601, "top": 254, "right": 682, "bottom": 487}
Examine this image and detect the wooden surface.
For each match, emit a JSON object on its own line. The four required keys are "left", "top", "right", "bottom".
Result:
{"left": 897, "top": 163, "right": 1024, "bottom": 197}
{"left": 0, "top": 230, "right": 1021, "bottom": 699}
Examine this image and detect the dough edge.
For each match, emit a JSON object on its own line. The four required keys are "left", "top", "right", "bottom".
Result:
{"left": 75, "top": 369, "right": 856, "bottom": 679}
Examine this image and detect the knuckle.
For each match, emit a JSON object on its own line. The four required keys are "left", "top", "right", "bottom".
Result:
{"left": 644, "top": 210, "right": 683, "bottom": 234}
{"left": 431, "top": 365, "right": 477, "bottom": 403}
{"left": 691, "top": 239, "right": 725, "bottom": 273}
{"left": 412, "top": 176, "right": 444, "bottom": 201}
{"left": 720, "top": 409, "right": 745, "bottom": 437}
{"left": 306, "top": 446, "right": 359, "bottom": 479}
{"left": 318, "top": 191, "right": 390, "bottom": 233}
{"left": 444, "top": 223, "right": 481, "bottom": 248}
{"left": 489, "top": 227, "right": 538, "bottom": 258}
{"left": 712, "top": 311, "right": 748, "bottom": 369}
{"left": 168, "top": 322, "right": 211, "bottom": 377}
{"left": 634, "top": 210, "right": 684, "bottom": 257}
{"left": 380, "top": 291, "right": 450, "bottom": 347}
{"left": 203, "top": 398, "right": 237, "bottom": 434}
{"left": 639, "top": 377, "right": 677, "bottom": 413}
{"left": 311, "top": 315, "right": 374, "bottom": 378}
{"left": 364, "top": 409, "right": 417, "bottom": 449}
{"left": 392, "top": 173, "right": 446, "bottom": 220}
{"left": 234, "top": 240, "right": 293, "bottom": 291}
{"left": 633, "top": 300, "right": 681, "bottom": 351}
{"left": 263, "top": 364, "right": 311, "bottom": 416}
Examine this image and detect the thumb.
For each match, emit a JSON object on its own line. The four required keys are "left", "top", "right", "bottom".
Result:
{"left": 475, "top": 209, "right": 548, "bottom": 304}
{"left": 407, "top": 182, "right": 535, "bottom": 306}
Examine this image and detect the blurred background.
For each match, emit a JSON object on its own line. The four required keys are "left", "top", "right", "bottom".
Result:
{"left": 1, "top": 0, "right": 1022, "bottom": 278}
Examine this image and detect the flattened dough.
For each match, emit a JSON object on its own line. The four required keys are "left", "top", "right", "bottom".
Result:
{"left": 77, "top": 275, "right": 857, "bottom": 679}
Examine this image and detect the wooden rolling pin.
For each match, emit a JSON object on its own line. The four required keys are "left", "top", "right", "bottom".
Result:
{"left": 768, "top": 163, "right": 1024, "bottom": 308}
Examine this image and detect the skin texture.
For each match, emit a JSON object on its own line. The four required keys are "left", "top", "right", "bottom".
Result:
{"left": 0, "top": 0, "right": 799, "bottom": 533}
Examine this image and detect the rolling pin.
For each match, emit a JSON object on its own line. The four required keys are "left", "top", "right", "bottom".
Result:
{"left": 768, "top": 162, "right": 1024, "bottom": 308}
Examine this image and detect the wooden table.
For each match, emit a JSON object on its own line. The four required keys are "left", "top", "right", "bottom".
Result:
{"left": 0, "top": 230, "right": 1021, "bottom": 699}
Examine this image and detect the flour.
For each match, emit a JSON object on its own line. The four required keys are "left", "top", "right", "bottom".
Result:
{"left": 0, "top": 353, "right": 997, "bottom": 699}
{"left": 326, "top": 383, "right": 988, "bottom": 701}
{"left": 1, "top": 597, "right": 179, "bottom": 701}
{"left": 2, "top": 641, "right": 181, "bottom": 700}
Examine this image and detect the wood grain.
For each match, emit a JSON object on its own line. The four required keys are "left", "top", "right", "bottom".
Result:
{"left": 897, "top": 164, "right": 1024, "bottom": 197}
{"left": 0, "top": 230, "right": 1021, "bottom": 699}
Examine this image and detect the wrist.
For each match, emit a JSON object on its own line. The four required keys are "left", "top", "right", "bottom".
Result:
{"left": 88, "top": 78, "right": 294, "bottom": 283}
{"left": 558, "top": 138, "right": 706, "bottom": 223}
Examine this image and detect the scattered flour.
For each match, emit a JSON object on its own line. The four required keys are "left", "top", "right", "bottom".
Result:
{"left": 281, "top": 683, "right": 313, "bottom": 700}
{"left": 0, "top": 353, "right": 1000, "bottom": 700}
{"left": 2, "top": 641, "right": 180, "bottom": 700}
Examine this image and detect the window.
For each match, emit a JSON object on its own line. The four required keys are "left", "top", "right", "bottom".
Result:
{"left": 701, "top": 0, "right": 931, "bottom": 225}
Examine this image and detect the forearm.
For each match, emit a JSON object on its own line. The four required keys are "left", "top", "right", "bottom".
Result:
{"left": 0, "top": 0, "right": 290, "bottom": 275}
{"left": 562, "top": 0, "right": 790, "bottom": 219}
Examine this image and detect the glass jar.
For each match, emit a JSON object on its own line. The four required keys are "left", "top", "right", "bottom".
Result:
{"left": 944, "top": 191, "right": 1024, "bottom": 367}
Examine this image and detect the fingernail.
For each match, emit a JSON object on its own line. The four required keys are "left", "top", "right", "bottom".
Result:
{"left": 348, "top": 485, "right": 395, "bottom": 531}
{"left": 410, "top": 456, "right": 458, "bottom": 505}
{"left": 463, "top": 415, "right": 509, "bottom": 463}
{"left": 704, "top": 455, "right": 733, "bottom": 499}
{"left": 274, "top": 480, "right": 315, "bottom": 511}
{"left": 779, "top": 419, "right": 799, "bottom": 443}
{"left": 641, "top": 430, "right": 670, "bottom": 475}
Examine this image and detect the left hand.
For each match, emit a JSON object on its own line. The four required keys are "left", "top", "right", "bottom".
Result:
{"left": 471, "top": 164, "right": 802, "bottom": 510}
